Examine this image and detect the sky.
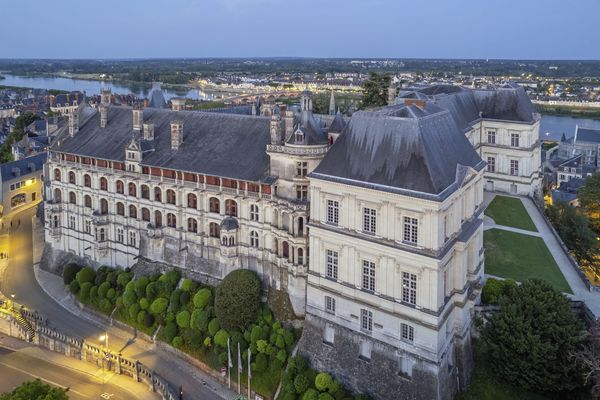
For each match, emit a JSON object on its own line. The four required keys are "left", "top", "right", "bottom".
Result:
{"left": 1, "top": 0, "right": 599, "bottom": 60}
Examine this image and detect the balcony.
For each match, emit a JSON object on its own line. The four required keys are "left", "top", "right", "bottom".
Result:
{"left": 92, "top": 212, "right": 109, "bottom": 225}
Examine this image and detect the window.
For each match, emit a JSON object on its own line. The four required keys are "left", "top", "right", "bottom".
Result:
{"left": 363, "top": 207, "right": 376, "bottom": 234}
{"left": 188, "top": 218, "right": 198, "bottom": 233}
{"left": 225, "top": 199, "right": 237, "bottom": 217}
{"left": 100, "top": 199, "right": 108, "bottom": 215}
{"left": 510, "top": 160, "right": 519, "bottom": 176}
{"left": 154, "top": 187, "right": 162, "bottom": 202}
{"left": 128, "top": 182, "right": 137, "bottom": 197}
{"left": 298, "top": 247, "right": 304, "bottom": 264}
{"left": 295, "top": 131, "right": 304, "bottom": 143}
{"left": 129, "top": 205, "right": 137, "bottom": 219}
{"left": 401, "top": 323, "right": 414, "bottom": 343}
{"left": 487, "top": 130, "right": 496, "bottom": 144}
{"left": 54, "top": 168, "right": 61, "bottom": 181}
{"left": 116, "top": 202, "right": 125, "bottom": 216}
{"left": 209, "top": 197, "right": 220, "bottom": 213}
{"left": 167, "top": 213, "right": 177, "bottom": 228}
{"left": 326, "top": 250, "right": 338, "bottom": 279}
{"left": 403, "top": 217, "right": 418, "bottom": 245}
{"left": 250, "top": 231, "right": 259, "bottom": 248}
{"left": 250, "top": 204, "right": 259, "bottom": 221}
{"left": 85, "top": 220, "right": 91, "bottom": 234}
{"left": 141, "top": 185, "right": 150, "bottom": 199}
{"left": 187, "top": 193, "right": 197, "bottom": 209}
{"left": 142, "top": 208, "right": 150, "bottom": 222}
{"left": 209, "top": 222, "right": 220, "bottom": 238}
{"left": 511, "top": 133, "right": 520, "bottom": 147}
{"left": 487, "top": 156, "right": 495, "bottom": 173}
{"left": 325, "top": 296, "right": 336, "bottom": 314}
{"left": 31, "top": 192, "right": 36, "bottom": 202}
{"left": 115, "top": 180, "right": 123, "bottom": 194}
{"left": 117, "top": 228, "right": 124, "bottom": 243}
{"left": 296, "top": 185, "right": 308, "bottom": 201}
{"left": 69, "top": 216, "right": 75, "bottom": 230}
{"left": 402, "top": 272, "right": 417, "bottom": 305}
{"left": 68, "top": 171, "right": 76, "bottom": 184}
{"left": 99, "top": 228, "right": 106, "bottom": 242}
{"left": 362, "top": 260, "right": 376, "bottom": 292}
{"left": 166, "top": 189, "right": 176, "bottom": 205}
{"left": 155, "top": 211, "right": 162, "bottom": 227}
{"left": 360, "top": 309, "right": 373, "bottom": 333}
{"left": 84, "top": 174, "right": 91, "bottom": 187}
{"left": 84, "top": 195, "right": 92, "bottom": 208}
{"left": 53, "top": 216, "right": 59, "bottom": 228}
{"left": 129, "top": 232, "right": 137, "bottom": 247}
{"left": 69, "top": 191, "right": 76, "bottom": 204}
{"left": 326, "top": 200, "right": 339, "bottom": 225}
{"left": 54, "top": 188, "right": 62, "bottom": 202}
{"left": 296, "top": 161, "right": 308, "bottom": 177}
{"left": 100, "top": 177, "right": 108, "bottom": 191}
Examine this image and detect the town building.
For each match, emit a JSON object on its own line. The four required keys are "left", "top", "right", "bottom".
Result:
{"left": 558, "top": 125, "right": 600, "bottom": 166}
{"left": 0, "top": 153, "right": 46, "bottom": 223}
{"left": 556, "top": 154, "right": 595, "bottom": 186}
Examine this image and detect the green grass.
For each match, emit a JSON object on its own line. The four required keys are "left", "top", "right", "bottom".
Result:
{"left": 485, "top": 229, "right": 572, "bottom": 293}
{"left": 485, "top": 196, "right": 538, "bottom": 232}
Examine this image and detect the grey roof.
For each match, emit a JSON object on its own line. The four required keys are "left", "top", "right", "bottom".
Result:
{"left": 220, "top": 216, "right": 239, "bottom": 230}
{"left": 575, "top": 126, "right": 600, "bottom": 144}
{"left": 53, "top": 106, "right": 271, "bottom": 182}
{"left": 560, "top": 154, "right": 584, "bottom": 168}
{"left": 0, "top": 152, "right": 46, "bottom": 181}
{"left": 311, "top": 103, "right": 484, "bottom": 198}
{"left": 328, "top": 112, "right": 346, "bottom": 133}
{"left": 287, "top": 110, "right": 328, "bottom": 145}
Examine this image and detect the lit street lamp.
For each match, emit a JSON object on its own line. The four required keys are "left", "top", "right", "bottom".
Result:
{"left": 99, "top": 333, "right": 108, "bottom": 350}
{"left": 10, "top": 293, "right": 15, "bottom": 312}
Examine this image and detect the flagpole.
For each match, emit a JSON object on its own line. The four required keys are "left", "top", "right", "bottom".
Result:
{"left": 237, "top": 342, "right": 241, "bottom": 394}
{"left": 227, "top": 338, "right": 231, "bottom": 389}
{"left": 247, "top": 348, "right": 251, "bottom": 400}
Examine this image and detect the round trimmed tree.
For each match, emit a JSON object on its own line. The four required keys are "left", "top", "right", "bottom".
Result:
{"left": 214, "top": 269, "right": 261, "bottom": 331}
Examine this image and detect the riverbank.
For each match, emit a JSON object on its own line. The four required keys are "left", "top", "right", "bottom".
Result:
{"left": 535, "top": 103, "right": 600, "bottom": 121}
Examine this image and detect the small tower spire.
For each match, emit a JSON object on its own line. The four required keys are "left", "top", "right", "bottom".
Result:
{"left": 329, "top": 91, "right": 336, "bottom": 115}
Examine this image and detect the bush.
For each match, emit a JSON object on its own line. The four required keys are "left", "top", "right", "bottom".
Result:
{"left": 162, "top": 322, "right": 178, "bottom": 343}
{"left": 318, "top": 394, "right": 334, "bottom": 400}
{"left": 276, "top": 334, "right": 286, "bottom": 349}
{"left": 79, "top": 282, "right": 92, "bottom": 302}
{"left": 122, "top": 290, "right": 137, "bottom": 307}
{"left": 193, "top": 288, "right": 212, "bottom": 309}
{"left": 150, "top": 298, "right": 169, "bottom": 315}
{"left": 254, "top": 352, "right": 268, "bottom": 372}
{"left": 139, "top": 298, "right": 149, "bottom": 310}
{"left": 176, "top": 310, "right": 191, "bottom": 329}
{"left": 169, "top": 289, "right": 182, "bottom": 312}
{"left": 144, "top": 313, "right": 155, "bottom": 327}
{"left": 134, "top": 277, "right": 149, "bottom": 298}
{"left": 98, "top": 282, "right": 111, "bottom": 298}
{"left": 284, "top": 329, "right": 295, "bottom": 348}
{"left": 165, "top": 269, "right": 181, "bottom": 287}
{"left": 76, "top": 267, "right": 96, "bottom": 285}
{"left": 327, "top": 379, "right": 341, "bottom": 394}
{"left": 294, "top": 373, "right": 309, "bottom": 394}
{"left": 106, "top": 288, "right": 116, "bottom": 300}
{"left": 288, "top": 356, "right": 308, "bottom": 375}
{"left": 213, "top": 329, "right": 230, "bottom": 348}
{"left": 302, "top": 389, "right": 319, "bottom": 400}
{"left": 69, "top": 279, "right": 80, "bottom": 294}
{"left": 208, "top": 318, "right": 220, "bottom": 336}
{"left": 107, "top": 271, "right": 117, "bottom": 287}
{"left": 181, "top": 278, "right": 194, "bottom": 292}
{"left": 203, "top": 337, "right": 212, "bottom": 348}
{"left": 481, "top": 278, "right": 516, "bottom": 304}
{"left": 315, "top": 373, "right": 333, "bottom": 392}
{"left": 89, "top": 285, "right": 98, "bottom": 300}
{"left": 179, "top": 291, "right": 191, "bottom": 306}
{"left": 276, "top": 349, "right": 287, "bottom": 364}
{"left": 172, "top": 336, "right": 183, "bottom": 348}
{"left": 166, "top": 311, "right": 175, "bottom": 322}
{"left": 214, "top": 269, "right": 261, "bottom": 331}
{"left": 250, "top": 325, "right": 263, "bottom": 343}
{"left": 191, "top": 309, "right": 210, "bottom": 332}
{"left": 136, "top": 310, "right": 147, "bottom": 325}
{"left": 117, "top": 272, "right": 132, "bottom": 288}
{"left": 145, "top": 282, "right": 158, "bottom": 301}
{"left": 218, "top": 352, "right": 228, "bottom": 366}
{"left": 128, "top": 303, "right": 140, "bottom": 320}
{"left": 63, "top": 263, "right": 81, "bottom": 284}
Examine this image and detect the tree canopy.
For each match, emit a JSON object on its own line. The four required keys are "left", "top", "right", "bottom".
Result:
{"left": 0, "top": 112, "right": 41, "bottom": 163}
{"left": 359, "top": 72, "right": 391, "bottom": 109}
{"left": 214, "top": 269, "right": 261, "bottom": 331}
{"left": 0, "top": 379, "right": 68, "bottom": 400}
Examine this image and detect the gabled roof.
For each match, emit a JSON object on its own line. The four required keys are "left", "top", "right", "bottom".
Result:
{"left": 328, "top": 112, "right": 346, "bottom": 134}
{"left": 0, "top": 152, "right": 46, "bottom": 181}
{"left": 575, "top": 126, "right": 600, "bottom": 144}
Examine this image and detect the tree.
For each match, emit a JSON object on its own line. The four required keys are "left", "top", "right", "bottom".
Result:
{"left": 214, "top": 269, "right": 261, "bottom": 331}
{"left": 578, "top": 173, "right": 600, "bottom": 227}
{"left": 481, "top": 279, "right": 587, "bottom": 392}
{"left": 0, "top": 112, "right": 41, "bottom": 163}
{"left": 359, "top": 72, "right": 391, "bottom": 109}
{"left": 0, "top": 379, "right": 68, "bottom": 400}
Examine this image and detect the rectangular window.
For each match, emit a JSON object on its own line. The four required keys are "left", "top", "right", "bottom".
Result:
{"left": 31, "top": 192, "right": 36, "bottom": 201}
{"left": 487, "top": 156, "right": 495, "bottom": 173}
{"left": 402, "top": 272, "right": 417, "bottom": 305}
{"left": 117, "top": 228, "right": 124, "bottom": 243}
{"left": 401, "top": 323, "right": 415, "bottom": 343}
{"left": 296, "top": 185, "right": 308, "bottom": 201}
{"left": 403, "top": 217, "right": 418, "bottom": 245}
{"left": 325, "top": 296, "right": 336, "bottom": 314}
{"left": 85, "top": 220, "right": 91, "bottom": 234}
{"left": 362, "top": 260, "right": 375, "bottom": 292}
{"left": 487, "top": 130, "right": 496, "bottom": 144}
{"left": 296, "top": 161, "right": 308, "bottom": 177}
{"left": 511, "top": 133, "right": 520, "bottom": 147}
{"left": 129, "top": 232, "right": 137, "bottom": 247}
{"left": 510, "top": 160, "right": 519, "bottom": 176}
{"left": 362, "top": 207, "right": 376, "bottom": 234}
{"left": 326, "top": 250, "right": 338, "bottom": 279}
{"left": 360, "top": 309, "right": 373, "bottom": 333}
{"left": 326, "top": 200, "right": 339, "bottom": 225}
{"left": 69, "top": 216, "right": 75, "bottom": 230}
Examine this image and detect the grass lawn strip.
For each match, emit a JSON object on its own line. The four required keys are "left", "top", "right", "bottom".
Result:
{"left": 485, "top": 195, "right": 538, "bottom": 232}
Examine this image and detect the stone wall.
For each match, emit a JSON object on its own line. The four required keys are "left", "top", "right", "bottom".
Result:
{"left": 39, "top": 242, "right": 100, "bottom": 274}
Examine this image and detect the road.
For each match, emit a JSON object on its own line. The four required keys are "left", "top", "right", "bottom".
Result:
{"left": 0, "top": 207, "right": 228, "bottom": 400}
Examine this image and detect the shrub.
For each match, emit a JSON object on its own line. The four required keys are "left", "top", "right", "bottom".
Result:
{"left": 164, "top": 269, "right": 181, "bottom": 287}
{"left": 106, "top": 288, "right": 116, "bottom": 300}
{"left": 179, "top": 291, "right": 191, "bottom": 306}
{"left": 276, "top": 349, "right": 287, "bottom": 363}
{"left": 122, "top": 290, "right": 137, "bottom": 307}
{"left": 294, "top": 373, "right": 310, "bottom": 394}
{"left": 99, "top": 298, "right": 113, "bottom": 313}
{"left": 145, "top": 282, "right": 158, "bottom": 300}
{"left": 182, "top": 328, "right": 202, "bottom": 346}
{"left": 302, "top": 389, "right": 319, "bottom": 400}
{"left": 214, "top": 269, "right": 261, "bottom": 331}
{"left": 150, "top": 298, "right": 169, "bottom": 315}
{"left": 250, "top": 325, "right": 263, "bottom": 343}
{"left": 134, "top": 277, "right": 149, "bottom": 298}
{"left": 162, "top": 322, "right": 178, "bottom": 343}
{"left": 191, "top": 309, "right": 208, "bottom": 331}
{"left": 284, "top": 329, "right": 295, "bottom": 348}
{"left": 315, "top": 373, "right": 333, "bottom": 392}
{"left": 254, "top": 352, "right": 268, "bottom": 372}
{"left": 288, "top": 356, "right": 308, "bottom": 375}
{"left": 139, "top": 298, "right": 149, "bottom": 310}
{"left": 256, "top": 339, "right": 269, "bottom": 353}
{"left": 106, "top": 271, "right": 117, "bottom": 286}
{"left": 63, "top": 263, "right": 81, "bottom": 284}
{"left": 69, "top": 280, "right": 80, "bottom": 294}
{"left": 318, "top": 394, "right": 334, "bottom": 400}
{"left": 89, "top": 285, "right": 98, "bottom": 300}
{"left": 169, "top": 289, "right": 182, "bottom": 312}
{"left": 117, "top": 272, "right": 132, "bottom": 288}
{"left": 213, "top": 329, "right": 230, "bottom": 348}
{"left": 76, "top": 267, "right": 96, "bottom": 285}
{"left": 176, "top": 310, "right": 191, "bottom": 328}
{"left": 94, "top": 271, "right": 107, "bottom": 286}
{"left": 193, "top": 288, "right": 212, "bottom": 309}
{"left": 98, "top": 282, "right": 111, "bottom": 298}
{"left": 203, "top": 337, "right": 212, "bottom": 348}
{"left": 128, "top": 303, "right": 140, "bottom": 320}
{"left": 354, "top": 395, "right": 369, "bottom": 400}
{"left": 181, "top": 278, "right": 194, "bottom": 292}
{"left": 262, "top": 307, "right": 273, "bottom": 323}
{"left": 276, "top": 334, "right": 286, "bottom": 349}
{"left": 144, "top": 313, "right": 155, "bottom": 328}
{"left": 231, "top": 332, "right": 247, "bottom": 353}
{"left": 172, "top": 336, "right": 183, "bottom": 348}
{"left": 166, "top": 311, "right": 175, "bottom": 323}
{"left": 218, "top": 352, "right": 228, "bottom": 366}
{"left": 79, "top": 282, "right": 92, "bottom": 302}
{"left": 269, "top": 357, "right": 284, "bottom": 374}
{"left": 481, "top": 278, "right": 516, "bottom": 304}
{"left": 327, "top": 379, "right": 341, "bottom": 394}
{"left": 208, "top": 318, "right": 220, "bottom": 336}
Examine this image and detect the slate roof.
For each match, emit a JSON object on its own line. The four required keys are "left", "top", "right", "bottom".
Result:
{"left": 53, "top": 106, "right": 271, "bottom": 182}
{"left": 560, "top": 154, "right": 584, "bottom": 168}
{"left": 328, "top": 112, "right": 346, "bottom": 133}
{"left": 311, "top": 103, "right": 485, "bottom": 199}
{"left": 220, "top": 216, "right": 239, "bottom": 230}
{"left": 0, "top": 152, "right": 46, "bottom": 181}
{"left": 575, "top": 126, "right": 600, "bottom": 144}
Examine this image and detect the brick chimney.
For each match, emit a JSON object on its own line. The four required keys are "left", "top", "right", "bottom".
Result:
{"left": 99, "top": 105, "right": 108, "bottom": 128}
{"left": 171, "top": 98, "right": 186, "bottom": 111}
{"left": 143, "top": 123, "right": 154, "bottom": 140}
{"left": 100, "top": 89, "right": 111, "bottom": 106}
{"left": 132, "top": 105, "right": 143, "bottom": 131}
{"left": 170, "top": 121, "right": 183, "bottom": 150}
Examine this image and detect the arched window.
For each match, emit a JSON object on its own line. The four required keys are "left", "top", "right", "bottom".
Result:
{"left": 84, "top": 195, "right": 92, "bottom": 208}
{"left": 225, "top": 199, "right": 237, "bottom": 217}
{"left": 68, "top": 171, "right": 76, "bottom": 184}
{"left": 54, "top": 168, "right": 61, "bottom": 181}
{"left": 222, "top": 236, "right": 228, "bottom": 246}
{"left": 187, "top": 218, "right": 198, "bottom": 233}
{"left": 166, "top": 189, "right": 176, "bottom": 205}
{"left": 228, "top": 237, "right": 235, "bottom": 246}
{"left": 298, "top": 248, "right": 304, "bottom": 264}
{"left": 250, "top": 231, "right": 259, "bottom": 248}
{"left": 167, "top": 213, "right": 177, "bottom": 228}
{"left": 84, "top": 174, "right": 91, "bottom": 187}
{"left": 129, "top": 205, "right": 137, "bottom": 219}
{"left": 116, "top": 202, "right": 125, "bottom": 216}
{"left": 141, "top": 185, "right": 150, "bottom": 199}
{"left": 154, "top": 187, "right": 162, "bottom": 202}
{"left": 209, "top": 197, "right": 220, "bottom": 213}
{"left": 142, "top": 207, "right": 150, "bottom": 221}
{"left": 54, "top": 188, "right": 62, "bottom": 202}
{"left": 298, "top": 217, "right": 304, "bottom": 234}
{"left": 273, "top": 238, "right": 279, "bottom": 256}
{"left": 209, "top": 222, "right": 220, "bottom": 238}
{"left": 283, "top": 241, "right": 290, "bottom": 258}
{"left": 100, "top": 177, "right": 108, "bottom": 191}
{"left": 128, "top": 182, "right": 137, "bottom": 197}
{"left": 187, "top": 193, "right": 197, "bottom": 209}
{"left": 155, "top": 211, "right": 162, "bottom": 227}
{"left": 250, "top": 204, "right": 259, "bottom": 221}
{"left": 116, "top": 180, "right": 124, "bottom": 194}
{"left": 100, "top": 199, "right": 108, "bottom": 215}
{"left": 68, "top": 191, "right": 76, "bottom": 204}
{"left": 53, "top": 215, "right": 59, "bottom": 228}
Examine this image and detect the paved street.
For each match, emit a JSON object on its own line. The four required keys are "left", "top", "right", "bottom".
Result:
{"left": 0, "top": 207, "right": 237, "bottom": 400}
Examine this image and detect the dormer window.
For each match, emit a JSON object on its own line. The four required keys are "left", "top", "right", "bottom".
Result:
{"left": 295, "top": 131, "right": 304, "bottom": 144}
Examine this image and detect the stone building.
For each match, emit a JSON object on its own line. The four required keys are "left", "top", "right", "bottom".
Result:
{"left": 0, "top": 152, "right": 45, "bottom": 221}
{"left": 558, "top": 125, "right": 600, "bottom": 166}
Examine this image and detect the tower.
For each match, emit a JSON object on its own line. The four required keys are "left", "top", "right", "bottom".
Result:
{"left": 270, "top": 113, "right": 282, "bottom": 145}
{"left": 100, "top": 89, "right": 112, "bottom": 106}
{"left": 329, "top": 91, "right": 336, "bottom": 115}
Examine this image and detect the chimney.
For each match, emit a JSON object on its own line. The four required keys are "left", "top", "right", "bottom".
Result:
{"left": 252, "top": 103, "right": 256, "bottom": 116}
{"left": 69, "top": 112, "right": 79, "bottom": 137}
{"left": 99, "top": 105, "right": 108, "bottom": 128}
{"left": 170, "top": 121, "right": 183, "bottom": 150}
{"left": 100, "top": 89, "right": 111, "bottom": 106}
{"left": 388, "top": 85, "right": 397, "bottom": 105}
{"left": 143, "top": 123, "right": 154, "bottom": 140}
{"left": 270, "top": 114, "right": 282, "bottom": 145}
{"left": 284, "top": 110, "right": 294, "bottom": 140}
{"left": 171, "top": 98, "right": 185, "bottom": 111}
{"left": 132, "top": 105, "right": 143, "bottom": 131}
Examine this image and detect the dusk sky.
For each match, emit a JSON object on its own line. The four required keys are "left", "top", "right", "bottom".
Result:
{"left": 1, "top": 0, "right": 598, "bottom": 59}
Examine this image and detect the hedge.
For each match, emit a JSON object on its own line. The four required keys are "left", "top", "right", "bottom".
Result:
{"left": 63, "top": 263, "right": 81, "bottom": 284}
{"left": 150, "top": 297, "right": 169, "bottom": 315}
{"left": 193, "top": 288, "right": 212, "bottom": 309}
{"left": 76, "top": 267, "right": 96, "bottom": 285}
{"left": 215, "top": 269, "right": 261, "bottom": 331}
{"left": 176, "top": 310, "right": 191, "bottom": 328}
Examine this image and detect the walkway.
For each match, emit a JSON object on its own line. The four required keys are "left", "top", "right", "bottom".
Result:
{"left": 484, "top": 192, "right": 600, "bottom": 316}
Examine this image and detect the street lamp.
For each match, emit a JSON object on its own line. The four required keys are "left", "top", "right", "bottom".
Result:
{"left": 10, "top": 293, "right": 15, "bottom": 312}
{"left": 99, "top": 333, "right": 108, "bottom": 350}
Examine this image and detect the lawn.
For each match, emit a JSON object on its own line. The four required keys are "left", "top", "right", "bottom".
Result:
{"left": 485, "top": 195, "right": 538, "bottom": 232}
{"left": 484, "top": 229, "right": 572, "bottom": 294}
